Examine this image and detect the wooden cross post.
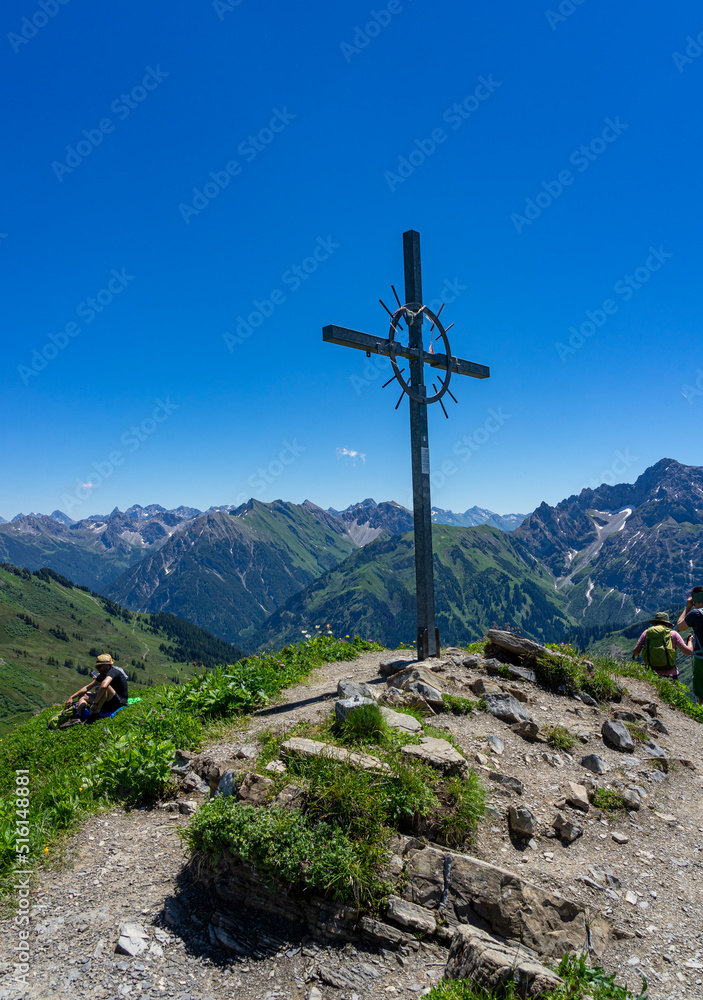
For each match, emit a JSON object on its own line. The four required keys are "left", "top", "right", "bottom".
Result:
{"left": 323, "top": 230, "right": 490, "bottom": 660}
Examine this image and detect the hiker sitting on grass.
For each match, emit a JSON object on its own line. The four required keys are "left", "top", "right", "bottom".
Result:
{"left": 65, "top": 653, "right": 129, "bottom": 719}
{"left": 631, "top": 611, "right": 693, "bottom": 680}
{"left": 676, "top": 586, "right": 703, "bottom": 700}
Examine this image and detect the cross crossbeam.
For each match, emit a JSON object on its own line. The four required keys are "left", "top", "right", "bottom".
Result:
{"left": 322, "top": 325, "right": 490, "bottom": 380}
{"left": 323, "top": 230, "right": 490, "bottom": 660}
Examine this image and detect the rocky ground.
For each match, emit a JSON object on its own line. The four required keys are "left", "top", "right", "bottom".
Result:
{"left": 2, "top": 647, "right": 703, "bottom": 1000}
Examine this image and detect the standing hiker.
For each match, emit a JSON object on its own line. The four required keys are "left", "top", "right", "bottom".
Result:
{"left": 65, "top": 653, "right": 129, "bottom": 719}
{"left": 676, "top": 586, "right": 703, "bottom": 700}
{"left": 631, "top": 611, "right": 693, "bottom": 680}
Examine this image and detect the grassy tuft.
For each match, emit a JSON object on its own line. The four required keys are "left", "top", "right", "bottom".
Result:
{"left": 442, "top": 694, "right": 477, "bottom": 716}
{"left": 545, "top": 725, "right": 578, "bottom": 752}
{"left": 591, "top": 787, "right": 627, "bottom": 812}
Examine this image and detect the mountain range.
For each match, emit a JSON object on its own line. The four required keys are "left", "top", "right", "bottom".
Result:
{"left": 1, "top": 459, "right": 701, "bottom": 654}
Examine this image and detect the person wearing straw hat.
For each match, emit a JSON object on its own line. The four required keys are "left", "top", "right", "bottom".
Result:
{"left": 65, "top": 653, "right": 129, "bottom": 719}
{"left": 631, "top": 611, "right": 693, "bottom": 680}
{"left": 676, "top": 586, "right": 703, "bottom": 699}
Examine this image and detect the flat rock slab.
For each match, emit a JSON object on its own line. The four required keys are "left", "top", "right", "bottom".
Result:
{"left": 483, "top": 692, "right": 534, "bottom": 725}
{"left": 403, "top": 846, "right": 608, "bottom": 958}
{"left": 387, "top": 665, "right": 445, "bottom": 692}
{"left": 281, "top": 737, "right": 390, "bottom": 773}
{"left": 379, "top": 658, "right": 417, "bottom": 676}
{"left": 386, "top": 894, "right": 437, "bottom": 934}
{"left": 401, "top": 736, "right": 468, "bottom": 777}
{"left": 116, "top": 922, "right": 149, "bottom": 957}
{"left": 337, "top": 677, "right": 378, "bottom": 701}
{"left": 489, "top": 771, "right": 524, "bottom": 795}
{"left": 380, "top": 706, "right": 422, "bottom": 733}
{"left": 445, "top": 925, "right": 564, "bottom": 998}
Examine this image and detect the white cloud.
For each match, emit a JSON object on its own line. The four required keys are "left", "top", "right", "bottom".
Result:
{"left": 336, "top": 446, "right": 366, "bottom": 464}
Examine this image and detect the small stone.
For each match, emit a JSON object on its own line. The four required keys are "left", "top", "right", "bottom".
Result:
{"left": 117, "top": 922, "right": 149, "bottom": 957}
{"left": 274, "top": 784, "right": 306, "bottom": 811}
{"left": 488, "top": 772, "right": 524, "bottom": 794}
{"left": 217, "top": 770, "right": 238, "bottom": 797}
{"left": 648, "top": 718, "right": 668, "bottom": 735}
{"left": 611, "top": 832, "right": 629, "bottom": 844}
{"left": 565, "top": 781, "right": 590, "bottom": 813}
{"left": 265, "top": 760, "right": 286, "bottom": 774}
{"left": 601, "top": 720, "right": 634, "bottom": 752}
{"left": 309, "top": 989, "right": 323, "bottom": 1000}
{"left": 486, "top": 734, "right": 504, "bottom": 755}
{"left": 510, "top": 720, "right": 540, "bottom": 740}
{"left": 178, "top": 800, "right": 197, "bottom": 815}
{"left": 578, "top": 692, "right": 598, "bottom": 707}
{"left": 580, "top": 753, "right": 609, "bottom": 774}
{"left": 508, "top": 806, "right": 536, "bottom": 838}
{"left": 622, "top": 788, "right": 641, "bottom": 811}
{"left": 541, "top": 752, "right": 564, "bottom": 768}
{"left": 234, "top": 744, "right": 258, "bottom": 760}
{"left": 405, "top": 679, "right": 444, "bottom": 707}
{"left": 236, "top": 771, "right": 275, "bottom": 806}
{"left": 625, "top": 890, "right": 638, "bottom": 905}
{"left": 553, "top": 812, "right": 583, "bottom": 843}
{"left": 475, "top": 752, "right": 489, "bottom": 766}
{"left": 642, "top": 739, "right": 667, "bottom": 759}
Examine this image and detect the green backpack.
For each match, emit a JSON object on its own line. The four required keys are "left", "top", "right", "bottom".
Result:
{"left": 643, "top": 625, "right": 676, "bottom": 670}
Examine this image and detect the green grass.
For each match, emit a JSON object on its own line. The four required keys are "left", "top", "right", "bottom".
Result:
{"left": 591, "top": 787, "right": 627, "bottom": 812}
{"left": 427, "top": 953, "right": 648, "bottom": 1000}
{"left": 186, "top": 694, "right": 486, "bottom": 910}
{"left": 545, "top": 724, "right": 578, "bottom": 752}
{"left": 442, "top": 693, "right": 478, "bottom": 716}
{"left": 0, "top": 634, "right": 382, "bottom": 891}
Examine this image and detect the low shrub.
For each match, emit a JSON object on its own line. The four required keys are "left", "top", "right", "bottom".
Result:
{"left": 336, "top": 703, "right": 389, "bottom": 746}
{"left": 184, "top": 799, "right": 389, "bottom": 907}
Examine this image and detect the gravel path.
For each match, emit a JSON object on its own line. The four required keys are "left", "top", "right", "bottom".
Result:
{"left": 2, "top": 648, "right": 703, "bottom": 1000}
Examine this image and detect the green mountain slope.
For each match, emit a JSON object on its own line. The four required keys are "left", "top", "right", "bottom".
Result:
{"left": 106, "top": 501, "right": 357, "bottom": 646}
{"left": 251, "top": 524, "right": 573, "bottom": 650}
{"left": 0, "top": 563, "right": 242, "bottom": 733}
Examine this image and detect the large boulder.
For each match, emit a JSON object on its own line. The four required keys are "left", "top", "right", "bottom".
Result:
{"left": 237, "top": 772, "right": 275, "bottom": 807}
{"left": 387, "top": 664, "right": 445, "bottom": 692}
{"left": 335, "top": 696, "right": 375, "bottom": 725}
{"left": 403, "top": 846, "right": 608, "bottom": 957}
{"left": 337, "top": 678, "right": 378, "bottom": 701}
{"left": 601, "top": 720, "right": 634, "bottom": 752}
{"left": 445, "top": 925, "right": 564, "bottom": 998}
{"left": 483, "top": 693, "right": 535, "bottom": 725}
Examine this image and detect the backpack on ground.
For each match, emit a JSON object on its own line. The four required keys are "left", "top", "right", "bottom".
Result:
{"left": 643, "top": 625, "right": 676, "bottom": 671}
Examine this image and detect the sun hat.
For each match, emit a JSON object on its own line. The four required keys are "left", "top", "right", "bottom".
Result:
{"left": 94, "top": 653, "right": 115, "bottom": 668}
{"left": 649, "top": 612, "right": 673, "bottom": 627}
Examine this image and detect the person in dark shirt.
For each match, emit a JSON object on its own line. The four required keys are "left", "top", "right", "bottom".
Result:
{"left": 676, "top": 586, "right": 703, "bottom": 700}
{"left": 65, "top": 653, "right": 129, "bottom": 718}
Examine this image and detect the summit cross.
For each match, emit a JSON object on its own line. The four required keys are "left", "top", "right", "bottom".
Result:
{"left": 323, "top": 230, "right": 490, "bottom": 660}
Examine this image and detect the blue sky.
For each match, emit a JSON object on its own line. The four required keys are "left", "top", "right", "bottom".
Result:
{"left": 2, "top": 0, "right": 702, "bottom": 521}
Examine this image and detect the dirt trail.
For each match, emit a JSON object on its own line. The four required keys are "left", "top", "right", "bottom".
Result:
{"left": 2, "top": 648, "right": 703, "bottom": 1000}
